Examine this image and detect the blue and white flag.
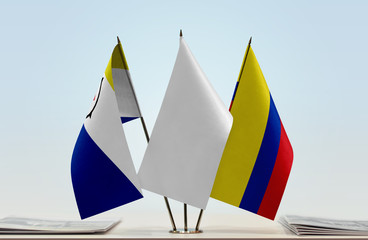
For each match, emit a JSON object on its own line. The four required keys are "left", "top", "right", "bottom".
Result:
{"left": 71, "top": 41, "right": 143, "bottom": 219}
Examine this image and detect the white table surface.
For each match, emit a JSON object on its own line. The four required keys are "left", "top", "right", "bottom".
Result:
{"left": 0, "top": 213, "right": 367, "bottom": 239}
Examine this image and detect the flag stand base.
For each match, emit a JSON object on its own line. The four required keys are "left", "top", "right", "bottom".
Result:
{"left": 168, "top": 204, "right": 204, "bottom": 234}
{"left": 169, "top": 229, "right": 203, "bottom": 234}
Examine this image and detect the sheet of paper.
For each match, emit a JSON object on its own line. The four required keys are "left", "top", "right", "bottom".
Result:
{"left": 280, "top": 215, "right": 368, "bottom": 236}
{"left": 0, "top": 217, "right": 119, "bottom": 234}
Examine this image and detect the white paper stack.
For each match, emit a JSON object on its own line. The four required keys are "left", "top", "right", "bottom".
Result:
{"left": 0, "top": 217, "right": 119, "bottom": 234}
{"left": 280, "top": 215, "right": 368, "bottom": 236}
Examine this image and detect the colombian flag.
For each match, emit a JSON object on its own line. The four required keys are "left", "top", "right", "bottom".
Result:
{"left": 211, "top": 41, "right": 293, "bottom": 220}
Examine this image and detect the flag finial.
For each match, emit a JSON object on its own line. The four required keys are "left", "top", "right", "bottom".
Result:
{"left": 180, "top": 29, "right": 183, "bottom": 37}
{"left": 248, "top": 37, "right": 252, "bottom": 46}
{"left": 117, "top": 36, "right": 121, "bottom": 44}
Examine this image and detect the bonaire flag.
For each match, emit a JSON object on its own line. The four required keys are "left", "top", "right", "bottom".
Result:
{"left": 211, "top": 40, "right": 293, "bottom": 220}
{"left": 71, "top": 40, "right": 143, "bottom": 219}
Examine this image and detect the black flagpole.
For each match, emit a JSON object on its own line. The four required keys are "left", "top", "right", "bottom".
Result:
{"left": 180, "top": 29, "right": 189, "bottom": 233}
{"left": 139, "top": 116, "right": 177, "bottom": 231}
{"left": 191, "top": 36, "right": 253, "bottom": 233}
{"left": 116, "top": 36, "right": 177, "bottom": 231}
{"left": 180, "top": 29, "right": 204, "bottom": 233}
{"left": 195, "top": 209, "right": 203, "bottom": 231}
{"left": 231, "top": 36, "right": 252, "bottom": 108}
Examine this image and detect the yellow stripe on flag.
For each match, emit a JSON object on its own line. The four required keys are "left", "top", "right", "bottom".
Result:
{"left": 115, "top": 42, "right": 129, "bottom": 70}
{"left": 211, "top": 46, "right": 271, "bottom": 207}
{"left": 105, "top": 57, "right": 114, "bottom": 90}
{"left": 104, "top": 43, "right": 129, "bottom": 90}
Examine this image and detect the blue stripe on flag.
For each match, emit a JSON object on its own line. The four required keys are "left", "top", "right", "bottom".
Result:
{"left": 239, "top": 94, "right": 281, "bottom": 213}
{"left": 121, "top": 117, "right": 139, "bottom": 124}
{"left": 71, "top": 125, "right": 143, "bottom": 219}
{"left": 231, "top": 82, "right": 239, "bottom": 101}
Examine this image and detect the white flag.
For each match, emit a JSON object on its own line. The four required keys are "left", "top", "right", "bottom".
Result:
{"left": 138, "top": 37, "right": 232, "bottom": 209}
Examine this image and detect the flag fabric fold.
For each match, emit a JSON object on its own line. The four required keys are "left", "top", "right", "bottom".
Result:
{"left": 105, "top": 42, "right": 142, "bottom": 123}
{"left": 210, "top": 44, "right": 293, "bottom": 220}
{"left": 138, "top": 37, "right": 233, "bottom": 210}
{"left": 71, "top": 41, "right": 143, "bottom": 219}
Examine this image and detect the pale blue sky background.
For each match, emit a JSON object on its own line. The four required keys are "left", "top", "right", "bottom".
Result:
{"left": 0, "top": 0, "right": 368, "bottom": 223}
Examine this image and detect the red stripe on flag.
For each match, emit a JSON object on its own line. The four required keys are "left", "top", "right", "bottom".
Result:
{"left": 257, "top": 121, "right": 293, "bottom": 220}
{"left": 229, "top": 101, "right": 234, "bottom": 111}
